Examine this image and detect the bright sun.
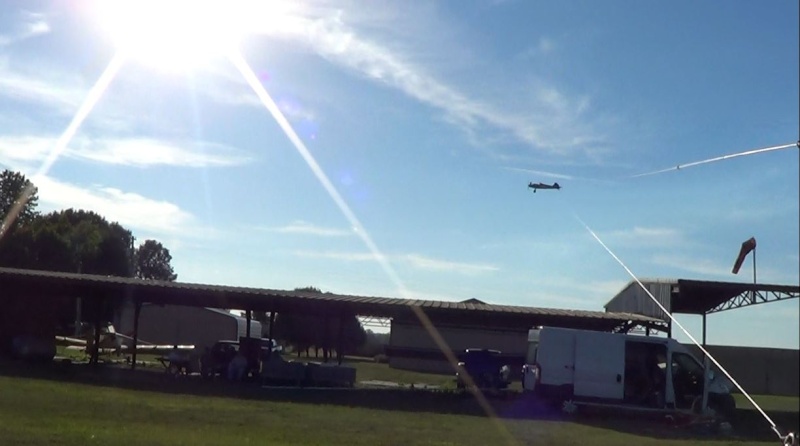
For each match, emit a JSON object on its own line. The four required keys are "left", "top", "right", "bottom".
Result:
{"left": 94, "top": 0, "right": 280, "bottom": 71}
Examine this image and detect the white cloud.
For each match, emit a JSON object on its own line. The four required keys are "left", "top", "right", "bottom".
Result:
{"left": 603, "top": 226, "right": 686, "bottom": 248}
{"left": 293, "top": 250, "right": 380, "bottom": 262}
{"left": 402, "top": 254, "right": 499, "bottom": 274}
{"left": 0, "top": 135, "right": 251, "bottom": 168}
{"left": 650, "top": 254, "right": 731, "bottom": 278}
{"left": 269, "top": 12, "right": 604, "bottom": 155}
{"left": 290, "top": 250, "right": 498, "bottom": 275}
{"left": 650, "top": 253, "right": 796, "bottom": 284}
{"left": 518, "top": 37, "right": 555, "bottom": 60}
{"left": 31, "top": 175, "right": 199, "bottom": 236}
{"left": 276, "top": 99, "right": 317, "bottom": 122}
{"left": 0, "top": 11, "right": 50, "bottom": 46}
{"left": 0, "top": 59, "right": 84, "bottom": 115}
{"left": 504, "top": 167, "right": 576, "bottom": 180}
{"left": 71, "top": 138, "right": 251, "bottom": 168}
{"left": 528, "top": 275, "right": 628, "bottom": 306}
{"left": 268, "top": 220, "right": 352, "bottom": 237}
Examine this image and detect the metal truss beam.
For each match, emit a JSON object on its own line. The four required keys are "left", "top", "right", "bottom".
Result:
{"left": 613, "top": 320, "right": 669, "bottom": 335}
{"left": 358, "top": 315, "right": 391, "bottom": 329}
{"left": 707, "top": 288, "right": 799, "bottom": 314}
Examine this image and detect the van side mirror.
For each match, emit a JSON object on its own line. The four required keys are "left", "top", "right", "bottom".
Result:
{"left": 707, "top": 370, "right": 716, "bottom": 381}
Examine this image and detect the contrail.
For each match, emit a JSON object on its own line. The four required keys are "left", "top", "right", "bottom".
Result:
{"left": 631, "top": 142, "right": 799, "bottom": 178}
{"left": 0, "top": 52, "right": 125, "bottom": 240}
{"left": 230, "top": 50, "right": 518, "bottom": 445}
{"left": 575, "top": 214, "right": 794, "bottom": 442}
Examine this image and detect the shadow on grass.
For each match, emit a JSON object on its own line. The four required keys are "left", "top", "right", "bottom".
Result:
{"left": 1, "top": 358, "right": 795, "bottom": 443}
{"left": 571, "top": 407, "right": 798, "bottom": 443}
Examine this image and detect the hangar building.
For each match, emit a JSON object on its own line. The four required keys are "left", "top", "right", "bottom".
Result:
{"left": 116, "top": 304, "right": 261, "bottom": 350}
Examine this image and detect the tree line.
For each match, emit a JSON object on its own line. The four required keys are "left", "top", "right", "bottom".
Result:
{"left": 2, "top": 169, "right": 385, "bottom": 360}
{"left": 0, "top": 169, "right": 177, "bottom": 331}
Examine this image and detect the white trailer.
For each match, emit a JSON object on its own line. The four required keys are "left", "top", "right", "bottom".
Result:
{"left": 521, "top": 327, "right": 735, "bottom": 418}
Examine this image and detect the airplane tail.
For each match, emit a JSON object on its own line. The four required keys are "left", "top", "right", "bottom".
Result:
{"left": 554, "top": 182, "right": 560, "bottom": 189}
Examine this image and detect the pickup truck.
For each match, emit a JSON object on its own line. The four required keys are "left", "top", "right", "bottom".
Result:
{"left": 200, "top": 337, "right": 281, "bottom": 380}
{"left": 455, "top": 348, "right": 511, "bottom": 390}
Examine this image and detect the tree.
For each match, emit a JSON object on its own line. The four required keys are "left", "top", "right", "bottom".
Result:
{"left": 273, "top": 286, "right": 368, "bottom": 361}
{"left": 18, "top": 209, "right": 136, "bottom": 277}
{"left": 135, "top": 239, "right": 177, "bottom": 281}
{"left": 357, "top": 329, "right": 390, "bottom": 357}
{"left": 0, "top": 169, "right": 39, "bottom": 236}
{"left": 0, "top": 208, "right": 139, "bottom": 332}
{"left": 273, "top": 311, "right": 315, "bottom": 357}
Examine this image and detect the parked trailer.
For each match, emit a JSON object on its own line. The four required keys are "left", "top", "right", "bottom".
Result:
{"left": 521, "top": 327, "right": 735, "bottom": 419}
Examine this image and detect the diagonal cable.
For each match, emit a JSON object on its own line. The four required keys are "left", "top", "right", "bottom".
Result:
{"left": 631, "top": 142, "right": 798, "bottom": 178}
{"left": 575, "top": 213, "right": 789, "bottom": 440}
{"left": 1, "top": 52, "right": 126, "bottom": 240}
{"left": 230, "top": 50, "right": 518, "bottom": 445}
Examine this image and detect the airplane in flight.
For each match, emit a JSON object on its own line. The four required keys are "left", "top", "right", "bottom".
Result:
{"left": 528, "top": 182, "right": 561, "bottom": 193}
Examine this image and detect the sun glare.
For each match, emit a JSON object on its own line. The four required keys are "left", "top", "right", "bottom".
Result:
{"left": 94, "top": 0, "right": 258, "bottom": 71}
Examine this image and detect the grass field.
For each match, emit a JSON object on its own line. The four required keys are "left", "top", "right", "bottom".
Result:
{"left": 0, "top": 370, "right": 796, "bottom": 446}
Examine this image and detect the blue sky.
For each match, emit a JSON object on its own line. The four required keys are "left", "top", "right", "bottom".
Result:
{"left": 0, "top": 1, "right": 797, "bottom": 348}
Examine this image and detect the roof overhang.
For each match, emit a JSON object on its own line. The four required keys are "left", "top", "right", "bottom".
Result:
{"left": 0, "top": 267, "right": 660, "bottom": 332}
{"left": 605, "top": 278, "right": 799, "bottom": 318}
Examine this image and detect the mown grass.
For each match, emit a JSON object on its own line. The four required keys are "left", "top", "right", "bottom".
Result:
{"left": 0, "top": 374, "right": 795, "bottom": 446}
{"left": 344, "top": 357, "right": 456, "bottom": 387}
{"left": 733, "top": 393, "right": 800, "bottom": 414}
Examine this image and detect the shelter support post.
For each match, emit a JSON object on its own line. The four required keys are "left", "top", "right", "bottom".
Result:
{"left": 91, "top": 299, "right": 101, "bottom": 366}
{"left": 646, "top": 326, "right": 650, "bottom": 337}
{"left": 702, "top": 313, "right": 707, "bottom": 346}
{"left": 74, "top": 297, "right": 82, "bottom": 336}
{"left": 752, "top": 247, "right": 757, "bottom": 304}
{"left": 246, "top": 310, "right": 251, "bottom": 338}
{"left": 131, "top": 301, "right": 141, "bottom": 370}
{"left": 267, "top": 310, "right": 275, "bottom": 359}
{"left": 337, "top": 313, "right": 345, "bottom": 365}
{"left": 324, "top": 317, "right": 330, "bottom": 363}
{"left": 702, "top": 312, "right": 707, "bottom": 360}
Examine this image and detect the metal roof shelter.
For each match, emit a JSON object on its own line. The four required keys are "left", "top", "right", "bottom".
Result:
{"left": 605, "top": 278, "right": 800, "bottom": 343}
{"left": 1, "top": 267, "right": 662, "bottom": 364}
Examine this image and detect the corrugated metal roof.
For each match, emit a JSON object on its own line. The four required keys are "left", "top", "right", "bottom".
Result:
{"left": 0, "top": 267, "right": 659, "bottom": 327}
{"left": 604, "top": 278, "right": 800, "bottom": 318}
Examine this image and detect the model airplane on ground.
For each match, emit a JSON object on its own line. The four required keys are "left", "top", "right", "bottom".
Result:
{"left": 528, "top": 182, "right": 561, "bottom": 192}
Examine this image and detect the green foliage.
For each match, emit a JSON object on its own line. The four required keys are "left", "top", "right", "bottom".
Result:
{"left": 0, "top": 170, "right": 176, "bottom": 330}
{"left": 135, "top": 239, "right": 177, "bottom": 281}
{"left": 0, "top": 169, "right": 39, "bottom": 233}
{"left": 357, "top": 329, "right": 390, "bottom": 357}
{"left": 272, "top": 287, "right": 368, "bottom": 360}
{"left": 0, "top": 209, "right": 135, "bottom": 277}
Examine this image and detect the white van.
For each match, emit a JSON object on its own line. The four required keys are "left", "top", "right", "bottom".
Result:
{"left": 521, "top": 327, "right": 735, "bottom": 418}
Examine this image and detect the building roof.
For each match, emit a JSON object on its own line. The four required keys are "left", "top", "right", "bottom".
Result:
{"left": 0, "top": 267, "right": 660, "bottom": 332}
{"left": 605, "top": 278, "right": 799, "bottom": 318}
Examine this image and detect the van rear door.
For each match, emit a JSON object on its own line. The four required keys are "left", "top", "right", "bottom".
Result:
{"left": 538, "top": 328, "right": 575, "bottom": 386}
{"left": 574, "top": 333, "right": 625, "bottom": 400}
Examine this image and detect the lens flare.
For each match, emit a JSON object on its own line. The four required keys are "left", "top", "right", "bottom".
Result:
{"left": 231, "top": 50, "right": 517, "bottom": 444}
{"left": 0, "top": 53, "right": 124, "bottom": 240}
{"left": 92, "top": 0, "right": 297, "bottom": 72}
{"left": 575, "top": 213, "right": 784, "bottom": 438}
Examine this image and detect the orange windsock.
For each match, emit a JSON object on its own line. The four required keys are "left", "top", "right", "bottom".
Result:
{"left": 732, "top": 237, "right": 756, "bottom": 274}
